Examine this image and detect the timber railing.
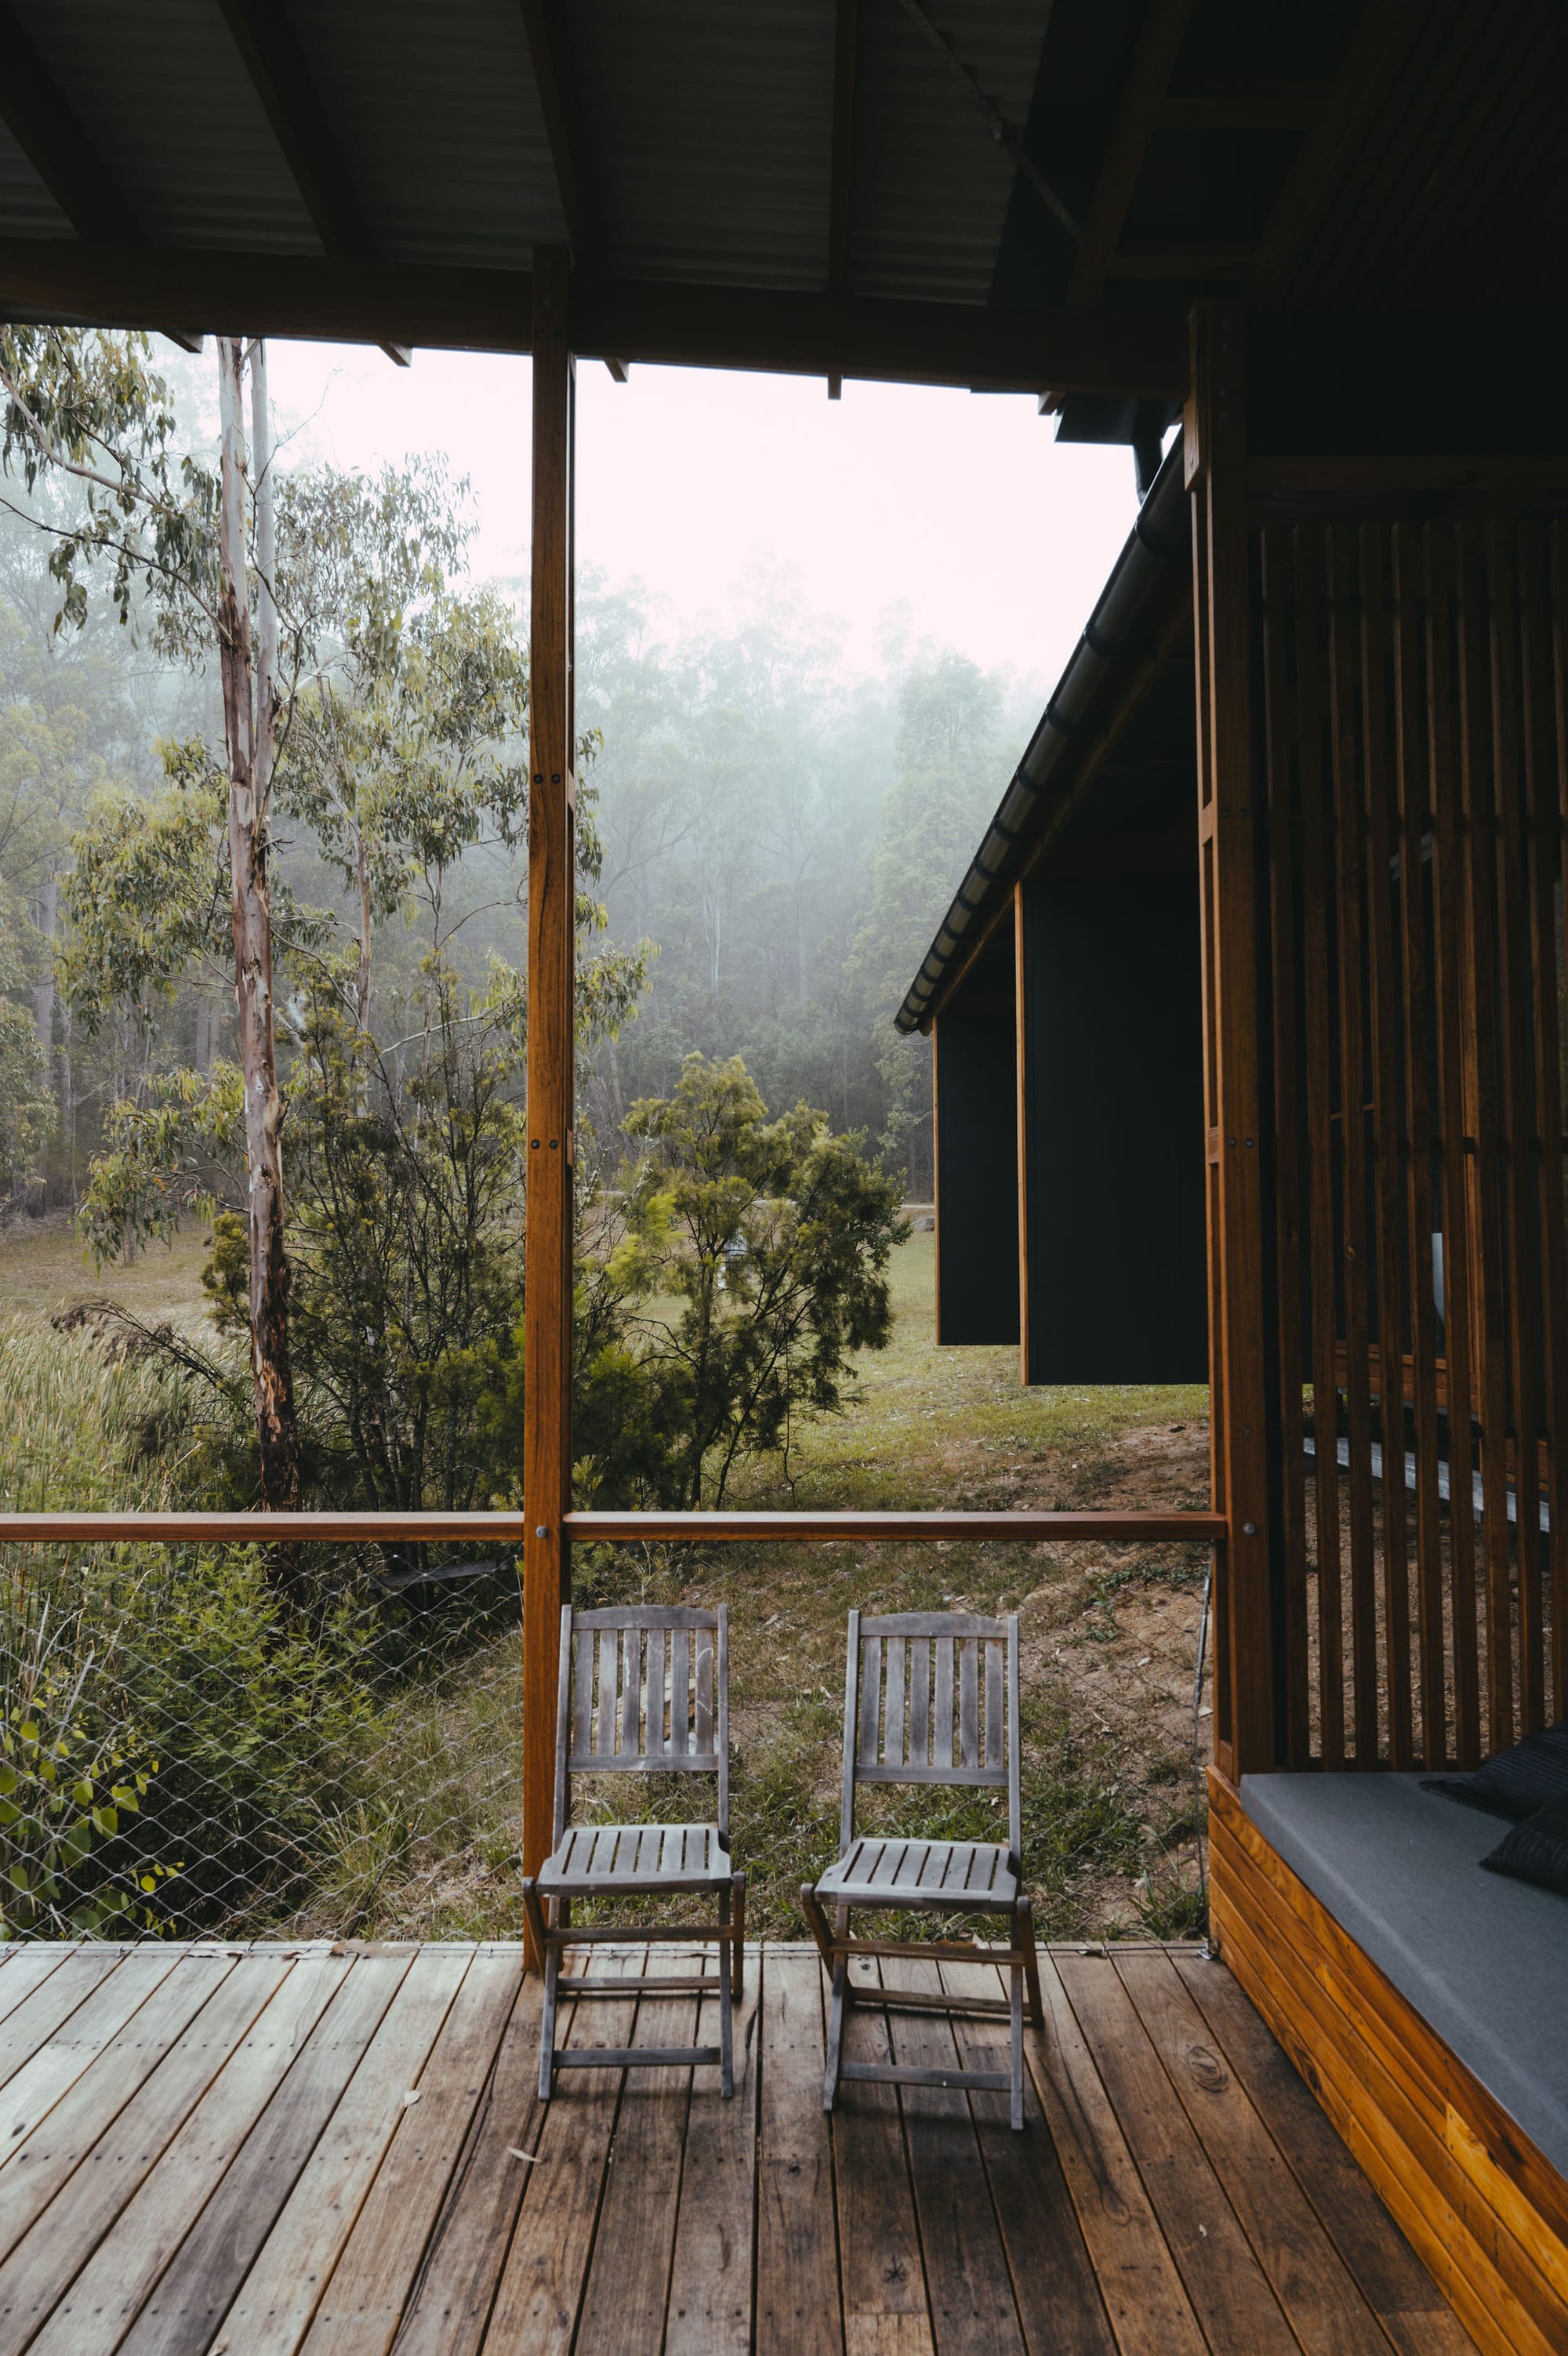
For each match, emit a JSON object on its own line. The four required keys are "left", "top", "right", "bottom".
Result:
{"left": 0, "top": 1509, "right": 1227, "bottom": 1544}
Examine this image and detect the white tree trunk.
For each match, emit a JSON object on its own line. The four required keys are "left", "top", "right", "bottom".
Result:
{"left": 217, "top": 334, "right": 299, "bottom": 1524}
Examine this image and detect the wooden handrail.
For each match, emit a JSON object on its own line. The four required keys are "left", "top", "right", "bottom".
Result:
{"left": 564, "top": 1510, "right": 1225, "bottom": 1543}
{"left": 0, "top": 1508, "right": 1225, "bottom": 1545}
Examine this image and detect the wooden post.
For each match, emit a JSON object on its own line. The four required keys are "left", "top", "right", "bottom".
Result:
{"left": 1186, "top": 300, "right": 1277, "bottom": 1779}
{"left": 524, "top": 247, "right": 576, "bottom": 1910}
{"left": 1014, "top": 880, "right": 1030, "bottom": 1386}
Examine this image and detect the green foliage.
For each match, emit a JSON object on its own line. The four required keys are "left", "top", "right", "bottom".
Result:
{"left": 59, "top": 746, "right": 227, "bottom": 1035}
{"left": 281, "top": 974, "right": 528, "bottom": 1514}
{"left": 0, "top": 1648, "right": 176, "bottom": 1939}
{"left": 0, "top": 326, "right": 212, "bottom": 638}
{"left": 78, "top": 1062, "right": 243, "bottom": 1264}
{"left": 578, "top": 1053, "right": 908, "bottom": 1507}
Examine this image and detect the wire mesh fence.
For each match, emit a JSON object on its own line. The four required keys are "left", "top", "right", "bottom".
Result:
{"left": 0, "top": 1539, "right": 528, "bottom": 1944}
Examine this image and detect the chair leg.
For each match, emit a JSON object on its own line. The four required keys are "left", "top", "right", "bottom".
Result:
{"left": 1017, "top": 1893, "right": 1044, "bottom": 2028}
{"left": 730, "top": 1871, "right": 747, "bottom": 2001}
{"left": 718, "top": 1882, "right": 735, "bottom": 2099}
{"left": 798, "top": 1882, "right": 836, "bottom": 1976}
{"left": 1009, "top": 1948, "right": 1025, "bottom": 2131}
{"left": 822, "top": 1956, "right": 848, "bottom": 2113}
{"left": 521, "top": 1869, "right": 556, "bottom": 2091}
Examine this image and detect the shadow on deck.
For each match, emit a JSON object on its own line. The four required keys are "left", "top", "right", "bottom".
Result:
{"left": 0, "top": 1936, "right": 1473, "bottom": 2354}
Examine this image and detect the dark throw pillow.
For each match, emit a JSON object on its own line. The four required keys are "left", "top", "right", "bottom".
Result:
{"left": 1481, "top": 1798, "right": 1568, "bottom": 1897}
{"left": 1421, "top": 1718, "right": 1568, "bottom": 1821}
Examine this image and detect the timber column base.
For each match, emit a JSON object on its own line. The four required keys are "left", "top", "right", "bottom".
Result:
{"left": 1207, "top": 1769, "right": 1568, "bottom": 2356}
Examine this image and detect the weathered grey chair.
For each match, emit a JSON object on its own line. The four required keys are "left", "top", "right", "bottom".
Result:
{"left": 800, "top": 1608, "right": 1043, "bottom": 2130}
{"left": 521, "top": 1602, "right": 745, "bottom": 2099}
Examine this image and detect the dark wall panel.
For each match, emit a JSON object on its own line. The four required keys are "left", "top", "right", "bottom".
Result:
{"left": 935, "top": 993, "right": 1019, "bottom": 1347}
{"left": 1021, "top": 869, "right": 1207, "bottom": 1381}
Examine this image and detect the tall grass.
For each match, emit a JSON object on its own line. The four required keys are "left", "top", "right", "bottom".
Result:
{"left": 0, "top": 1322, "right": 201, "bottom": 1515}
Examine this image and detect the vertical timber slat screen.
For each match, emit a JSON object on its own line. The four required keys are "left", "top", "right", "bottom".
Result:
{"left": 1260, "top": 506, "right": 1568, "bottom": 1768}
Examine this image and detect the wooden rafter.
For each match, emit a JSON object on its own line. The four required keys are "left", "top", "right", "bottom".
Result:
{"left": 829, "top": 0, "right": 860, "bottom": 292}
{"left": 518, "top": 0, "right": 608, "bottom": 271}
{"left": 0, "top": 244, "right": 1189, "bottom": 394}
{"left": 826, "top": 0, "right": 859, "bottom": 397}
{"left": 0, "top": 0, "right": 125, "bottom": 242}
{"left": 1065, "top": 0, "right": 1196, "bottom": 310}
{"left": 215, "top": 0, "right": 408, "bottom": 365}
{"left": 0, "top": 2, "right": 200, "bottom": 350}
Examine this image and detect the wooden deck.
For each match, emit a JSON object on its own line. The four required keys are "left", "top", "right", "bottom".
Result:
{"left": 0, "top": 1936, "right": 1475, "bottom": 2356}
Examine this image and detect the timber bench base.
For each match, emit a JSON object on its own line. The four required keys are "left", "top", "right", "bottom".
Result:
{"left": 1209, "top": 1769, "right": 1568, "bottom": 2356}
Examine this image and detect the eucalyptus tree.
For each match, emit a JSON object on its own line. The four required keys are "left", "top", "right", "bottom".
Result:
{"left": 0, "top": 325, "right": 305, "bottom": 1507}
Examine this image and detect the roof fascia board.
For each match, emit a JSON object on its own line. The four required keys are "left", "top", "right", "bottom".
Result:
{"left": 0, "top": 245, "right": 1188, "bottom": 390}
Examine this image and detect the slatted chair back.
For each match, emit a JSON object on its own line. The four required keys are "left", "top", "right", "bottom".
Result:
{"left": 553, "top": 1603, "right": 729, "bottom": 1846}
{"left": 840, "top": 1608, "right": 1020, "bottom": 1859}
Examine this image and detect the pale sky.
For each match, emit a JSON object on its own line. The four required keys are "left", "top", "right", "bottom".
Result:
{"left": 245, "top": 339, "right": 1140, "bottom": 704}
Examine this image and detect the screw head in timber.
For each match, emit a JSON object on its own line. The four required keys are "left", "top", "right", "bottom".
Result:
{"left": 1243, "top": 1522, "right": 1257, "bottom": 1536}
{"left": 534, "top": 1526, "right": 548, "bottom": 1540}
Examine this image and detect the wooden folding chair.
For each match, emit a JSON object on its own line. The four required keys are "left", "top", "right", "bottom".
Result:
{"left": 521, "top": 1602, "right": 745, "bottom": 2099}
{"left": 800, "top": 1608, "right": 1044, "bottom": 2129}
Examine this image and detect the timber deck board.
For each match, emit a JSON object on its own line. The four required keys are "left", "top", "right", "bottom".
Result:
{"left": 0, "top": 1938, "right": 1476, "bottom": 2355}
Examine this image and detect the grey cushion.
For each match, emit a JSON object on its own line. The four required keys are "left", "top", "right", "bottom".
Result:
{"left": 1483, "top": 1799, "right": 1568, "bottom": 1897}
{"left": 1240, "top": 1772, "right": 1568, "bottom": 2178}
{"left": 1421, "top": 1716, "right": 1568, "bottom": 1820}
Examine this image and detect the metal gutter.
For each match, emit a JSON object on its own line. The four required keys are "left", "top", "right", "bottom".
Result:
{"left": 894, "top": 430, "right": 1191, "bottom": 1033}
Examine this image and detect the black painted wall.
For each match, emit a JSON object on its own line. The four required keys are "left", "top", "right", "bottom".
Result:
{"left": 1019, "top": 868, "right": 1207, "bottom": 1382}
{"left": 934, "top": 941, "right": 1019, "bottom": 1347}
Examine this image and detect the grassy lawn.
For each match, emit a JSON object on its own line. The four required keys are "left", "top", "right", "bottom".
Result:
{"left": 0, "top": 1210, "right": 210, "bottom": 1330}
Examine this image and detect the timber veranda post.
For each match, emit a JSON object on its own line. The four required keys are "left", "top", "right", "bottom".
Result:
{"left": 1187, "top": 299, "right": 1279, "bottom": 1781}
{"left": 523, "top": 247, "right": 576, "bottom": 1924}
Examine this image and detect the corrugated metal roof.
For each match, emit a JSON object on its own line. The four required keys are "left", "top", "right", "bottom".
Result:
{"left": 572, "top": 1, "right": 835, "bottom": 289}
{"left": 0, "top": 1, "right": 1555, "bottom": 366}
{"left": 294, "top": 0, "right": 564, "bottom": 268}
{"left": 19, "top": 0, "right": 318, "bottom": 253}
{"left": 851, "top": 0, "right": 1054, "bottom": 302}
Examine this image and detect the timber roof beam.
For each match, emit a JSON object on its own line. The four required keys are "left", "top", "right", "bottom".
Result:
{"left": 0, "top": 245, "right": 1189, "bottom": 394}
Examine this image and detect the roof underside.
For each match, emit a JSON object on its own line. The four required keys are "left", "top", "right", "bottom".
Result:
{"left": 0, "top": 0, "right": 1561, "bottom": 383}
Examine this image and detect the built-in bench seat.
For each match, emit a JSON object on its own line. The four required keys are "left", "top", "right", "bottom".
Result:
{"left": 1240, "top": 1770, "right": 1568, "bottom": 2182}
{"left": 1209, "top": 1766, "right": 1568, "bottom": 2356}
